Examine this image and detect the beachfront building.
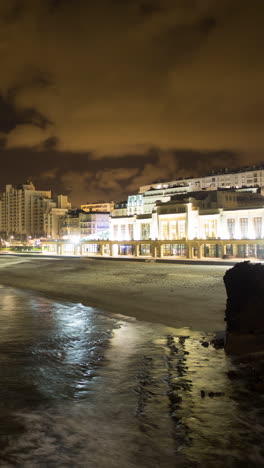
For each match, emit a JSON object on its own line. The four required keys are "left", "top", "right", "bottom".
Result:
{"left": 0, "top": 182, "right": 71, "bottom": 241}
{"left": 60, "top": 209, "right": 82, "bottom": 240}
{"left": 0, "top": 182, "right": 51, "bottom": 240}
{"left": 107, "top": 188, "right": 264, "bottom": 258}
{"left": 44, "top": 195, "right": 71, "bottom": 239}
{"left": 139, "top": 164, "right": 264, "bottom": 194}
{"left": 60, "top": 210, "right": 110, "bottom": 254}
{"left": 43, "top": 187, "right": 264, "bottom": 260}
{"left": 41, "top": 163, "right": 264, "bottom": 259}
{"left": 79, "top": 211, "right": 109, "bottom": 240}
{"left": 81, "top": 201, "right": 115, "bottom": 213}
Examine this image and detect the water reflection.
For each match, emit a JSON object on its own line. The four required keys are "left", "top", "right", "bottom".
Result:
{"left": 0, "top": 285, "right": 263, "bottom": 467}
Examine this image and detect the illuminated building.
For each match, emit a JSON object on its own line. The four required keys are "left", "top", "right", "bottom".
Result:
{"left": 43, "top": 187, "right": 264, "bottom": 260}
{"left": 60, "top": 210, "right": 109, "bottom": 241}
{"left": 0, "top": 182, "right": 71, "bottom": 240}
{"left": 81, "top": 201, "right": 115, "bottom": 213}
{"left": 139, "top": 164, "right": 264, "bottom": 194}
{"left": 41, "top": 164, "right": 264, "bottom": 260}
{"left": 0, "top": 182, "right": 51, "bottom": 240}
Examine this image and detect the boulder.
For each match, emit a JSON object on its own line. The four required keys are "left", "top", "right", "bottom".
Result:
{"left": 223, "top": 261, "right": 264, "bottom": 355}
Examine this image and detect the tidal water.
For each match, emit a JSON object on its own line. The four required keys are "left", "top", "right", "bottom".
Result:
{"left": 0, "top": 285, "right": 263, "bottom": 467}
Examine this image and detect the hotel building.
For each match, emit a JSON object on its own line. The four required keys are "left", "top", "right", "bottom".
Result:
{"left": 0, "top": 182, "right": 71, "bottom": 240}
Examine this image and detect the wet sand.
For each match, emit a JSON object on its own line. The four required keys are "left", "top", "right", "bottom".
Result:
{"left": 0, "top": 256, "right": 229, "bottom": 332}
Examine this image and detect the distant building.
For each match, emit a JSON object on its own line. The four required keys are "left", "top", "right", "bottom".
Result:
{"left": 112, "top": 201, "right": 128, "bottom": 217}
{"left": 44, "top": 195, "right": 71, "bottom": 239}
{"left": 80, "top": 212, "right": 109, "bottom": 239}
{"left": 81, "top": 201, "right": 114, "bottom": 213}
{"left": 0, "top": 182, "right": 71, "bottom": 240}
{"left": 60, "top": 209, "right": 81, "bottom": 239}
{"left": 61, "top": 210, "right": 110, "bottom": 241}
{"left": 110, "top": 188, "right": 264, "bottom": 249}
{"left": 139, "top": 164, "right": 264, "bottom": 194}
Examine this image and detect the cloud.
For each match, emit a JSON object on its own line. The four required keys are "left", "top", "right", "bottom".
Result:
{"left": 6, "top": 124, "right": 52, "bottom": 148}
{"left": 56, "top": 148, "right": 239, "bottom": 206}
{"left": 0, "top": 0, "right": 262, "bottom": 156}
{"left": 60, "top": 167, "right": 139, "bottom": 206}
{"left": 41, "top": 168, "right": 58, "bottom": 180}
{"left": 0, "top": 0, "right": 264, "bottom": 207}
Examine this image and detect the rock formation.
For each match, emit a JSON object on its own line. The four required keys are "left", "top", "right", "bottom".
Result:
{"left": 223, "top": 261, "right": 264, "bottom": 355}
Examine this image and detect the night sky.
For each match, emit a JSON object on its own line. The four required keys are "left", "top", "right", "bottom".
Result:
{"left": 0, "top": 0, "right": 263, "bottom": 206}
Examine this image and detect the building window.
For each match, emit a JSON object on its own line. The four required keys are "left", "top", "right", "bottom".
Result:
{"left": 178, "top": 220, "right": 186, "bottom": 239}
{"left": 227, "top": 218, "right": 235, "bottom": 239}
{"left": 253, "top": 217, "right": 262, "bottom": 238}
{"left": 113, "top": 225, "right": 118, "bottom": 240}
{"left": 141, "top": 223, "right": 150, "bottom": 240}
{"left": 204, "top": 219, "right": 217, "bottom": 238}
{"left": 121, "top": 224, "right": 126, "bottom": 240}
{"left": 240, "top": 218, "right": 248, "bottom": 238}
{"left": 128, "top": 224, "right": 133, "bottom": 240}
{"left": 161, "top": 221, "right": 169, "bottom": 240}
{"left": 170, "top": 221, "right": 177, "bottom": 239}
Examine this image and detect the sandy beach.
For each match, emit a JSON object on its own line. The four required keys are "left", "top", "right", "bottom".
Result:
{"left": 0, "top": 255, "right": 229, "bottom": 332}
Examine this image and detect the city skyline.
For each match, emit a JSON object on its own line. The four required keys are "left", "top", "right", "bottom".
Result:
{"left": 0, "top": 0, "right": 264, "bottom": 205}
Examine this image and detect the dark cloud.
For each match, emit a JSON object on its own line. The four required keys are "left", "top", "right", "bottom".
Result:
{"left": 139, "top": 1, "right": 164, "bottom": 18}
{"left": 43, "top": 136, "right": 59, "bottom": 150}
{"left": 2, "top": 0, "right": 25, "bottom": 23}
{"left": 0, "top": 69, "right": 52, "bottom": 139}
{"left": 0, "top": 92, "right": 49, "bottom": 134}
{"left": 0, "top": 146, "right": 241, "bottom": 206}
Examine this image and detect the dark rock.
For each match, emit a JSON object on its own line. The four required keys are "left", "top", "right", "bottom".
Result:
{"left": 252, "top": 382, "right": 264, "bottom": 393}
{"left": 211, "top": 337, "right": 225, "bottom": 349}
{"left": 201, "top": 341, "right": 209, "bottom": 348}
{"left": 208, "top": 391, "right": 225, "bottom": 397}
{"left": 179, "top": 336, "right": 189, "bottom": 345}
{"left": 223, "top": 262, "right": 264, "bottom": 355}
{"left": 201, "top": 390, "right": 224, "bottom": 397}
{"left": 170, "top": 344, "right": 179, "bottom": 353}
{"left": 227, "top": 370, "right": 238, "bottom": 379}
{"left": 167, "top": 391, "right": 182, "bottom": 405}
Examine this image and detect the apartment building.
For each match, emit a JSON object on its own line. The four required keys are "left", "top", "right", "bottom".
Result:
{"left": 0, "top": 182, "right": 51, "bottom": 239}
{"left": 139, "top": 164, "right": 264, "bottom": 194}
{"left": 61, "top": 210, "right": 109, "bottom": 240}
{"left": 0, "top": 182, "right": 71, "bottom": 240}
{"left": 44, "top": 194, "right": 71, "bottom": 239}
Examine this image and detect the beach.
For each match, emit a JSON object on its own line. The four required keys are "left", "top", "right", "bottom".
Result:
{"left": 1, "top": 256, "right": 263, "bottom": 467}
{"left": 0, "top": 256, "right": 228, "bottom": 332}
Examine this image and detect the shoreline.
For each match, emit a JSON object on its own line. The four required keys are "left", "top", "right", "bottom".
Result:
{"left": 0, "top": 256, "right": 228, "bottom": 332}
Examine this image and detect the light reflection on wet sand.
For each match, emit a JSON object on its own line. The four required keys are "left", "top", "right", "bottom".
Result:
{"left": 0, "top": 285, "right": 263, "bottom": 467}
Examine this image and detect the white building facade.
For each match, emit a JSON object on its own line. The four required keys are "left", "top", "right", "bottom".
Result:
{"left": 109, "top": 189, "right": 264, "bottom": 259}
{"left": 139, "top": 165, "right": 264, "bottom": 194}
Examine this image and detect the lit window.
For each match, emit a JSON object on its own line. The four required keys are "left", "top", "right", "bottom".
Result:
{"left": 227, "top": 218, "right": 235, "bottom": 239}
{"left": 240, "top": 218, "right": 248, "bottom": 238}
{"left": 141, "top": 223, "right": 150, "bottom": 240}
{"left": 253, "top": 217, "right": 262, "bottom": 238}
{"left": 161, "top": 221, "right": 169, "bottom": 240}
{"left": 178, "top": 220, "right": 186, "bottom": 239}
